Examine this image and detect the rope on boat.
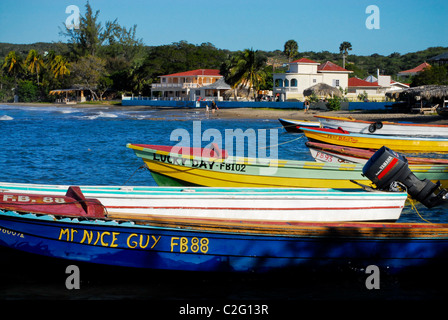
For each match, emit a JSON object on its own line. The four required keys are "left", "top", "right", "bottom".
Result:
{"left": 123, "top": 164, "right": 147, "bottom": 185}
{"left": 409, "top": 198, "right": 432, "bottom": 223}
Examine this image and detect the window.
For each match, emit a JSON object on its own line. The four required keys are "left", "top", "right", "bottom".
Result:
{"left": 291, "top": 79, "right": 297, "bottom": 87}
{"left": 313, "top": 79, "right": 317, "bottom": 83}
{"left": 333, "top": 79, "right": 340, "bottom": 87}
{"left": 275, "top": 79, "right": 283, "bottom": 87}
{"left": 284, "top": 79, "right": 289, "bottom": 87}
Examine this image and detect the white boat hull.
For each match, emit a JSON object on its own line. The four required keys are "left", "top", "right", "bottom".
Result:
{"left": 0, "top": 182, "right": 407, "bottom": 222}
{"left": 316, "top": 116, "right": 448, "bottom": 137}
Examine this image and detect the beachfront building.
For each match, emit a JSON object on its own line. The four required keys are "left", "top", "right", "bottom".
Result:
{"left": 150, "top": 69, "right": 229, "bottom": 101}
{"left": 347, "top": 76, "right": 409, "bottom": 101}
{"left": 273, "top": 58, "right": 352, "bottom": 101}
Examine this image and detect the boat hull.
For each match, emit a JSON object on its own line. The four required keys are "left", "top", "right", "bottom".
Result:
{"left": 126, "top": 144, "right": 448, "bottom": 189}
{"left": 301, "top": 127, "right": 448, "bottom": 153}
{"left": 316, "top": 115, "right": 448, "bottom": 136}
{"left": 1, "top": 210, "right": 448, "bottom": 273}
{"left": 306, "top": 142, "right": 448, "bottom": 165}
{"left": 278, "top": 118, "right": 320, "bottom": 133}
{"left": 0, "top": 182, "right": 407, "bottom": 222}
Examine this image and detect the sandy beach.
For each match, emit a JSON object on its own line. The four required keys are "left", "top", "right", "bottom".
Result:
{"left": 2, "top": 102, "right": 447, "bottom": 124}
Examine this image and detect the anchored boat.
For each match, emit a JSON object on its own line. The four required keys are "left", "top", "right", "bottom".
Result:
{"left": 315, "top": 115, "right": 448, "bottom": 136}
{"left": 126, "top": 143, "right": 448, "bottom": 188}
{"left": 301, "top": 127, "right": 448, "bottom": 154}
{"left": 278, "top": 118, "right": 320, "bottom": 133}
{"left": 0, "top": 182, "right": 407, "bottom": 222}
{"left": 306, "top": 141, "right": 448, "bottom": 165}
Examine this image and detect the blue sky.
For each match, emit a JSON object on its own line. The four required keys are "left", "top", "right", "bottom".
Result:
{"left": 0, "top": 0, "right": 447, "bottom": 55}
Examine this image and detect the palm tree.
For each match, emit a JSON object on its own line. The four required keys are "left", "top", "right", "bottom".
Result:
{"left": 2, "top": 51, "right": 24, "bottom": 85}
{"left": 284, "top": 40, "right": 299, "bottom": 62}
{"left": 221, "top": 49, "right": 267, "bottom": 100}
{"left": 50, "top": 55, "right": 71, "bottom": 79}
{"left": 25, "top": 49, "right": 44, "bottom": 85}
{"left": 339, "top": 41, "right": 352, "bottom": 69}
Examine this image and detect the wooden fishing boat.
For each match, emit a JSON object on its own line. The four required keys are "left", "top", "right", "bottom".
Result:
{"left": 126, "top": 143, "right": 448, "bottom": 189}
{"left": 2, "top": 206, "right": 448, "bottom": 273}
{"left": 315, "top": 115, "right": 448, "bottom": 136}
{"left": 306, "top": 141, "right": 448, "bottom": 165}
{"left": 278, "top": 118, "right": 320, "bottom": 133}
{"left": 0, "top": 182, "right": 407, "bottom": 222}
{"left": 301, "top": 127, "right": 448, "bottom": 154}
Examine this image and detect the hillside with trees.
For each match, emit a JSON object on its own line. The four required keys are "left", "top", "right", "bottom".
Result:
{"left": 0, "top": 2, "right": 447, "bottom": 103}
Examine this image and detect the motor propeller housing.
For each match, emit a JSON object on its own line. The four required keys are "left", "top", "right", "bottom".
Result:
{"left": 362, "top": 146, "right": 448, "bottom": 208}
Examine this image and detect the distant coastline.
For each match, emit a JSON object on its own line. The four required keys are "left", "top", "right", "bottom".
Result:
{"left": 1, "top": 102, "right": 446, "bottom": 124}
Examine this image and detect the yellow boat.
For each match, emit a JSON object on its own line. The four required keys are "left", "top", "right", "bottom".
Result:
{"left": 301, "top": 127, "right": 448, "bottom": 154}
{"left": 126, "top": 143, "right": 448, "bottom": 189}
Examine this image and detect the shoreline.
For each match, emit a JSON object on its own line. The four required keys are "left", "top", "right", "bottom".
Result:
{"left": 1, "top": 102, "right": 447, "bottom": 124}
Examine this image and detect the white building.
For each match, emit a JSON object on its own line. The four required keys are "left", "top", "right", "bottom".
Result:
{"left": 273, "top": 58, "right": 352, "bottom": 101}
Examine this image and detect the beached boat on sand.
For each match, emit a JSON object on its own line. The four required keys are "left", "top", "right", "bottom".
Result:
{"left": 316, "top": 115, "right": 448, "bottom": 136}
{"left": 278, "top": 118, "right": 320, "bottom": 133}
{"left": 126, "top": 143, "right": 448, "bottom": 189}
{"left": 306, "top": 141, "right": 448, "bottom": 165}
{"left": 301, "top": 127, "right": 448, "bottom": 154}
{"left": 0, "top": 182, "right": 407, "bottom": 222}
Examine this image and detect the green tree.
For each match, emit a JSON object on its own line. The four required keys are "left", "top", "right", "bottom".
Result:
{"left": 17, "top": 80, "right": 39, "bottom": 102}
{"left": 2, "top": 51, "right": 24, "bottom": 86}
{"left": 284, "top": 40, "right": 298, "bottom": 62}
{"left": 71, "top": 54, "right": 106, "bottom": 100}
{"left": 49, "top": 55, "right": 71, "bottom": 79}
{"left": 220, "top": 49, "right": 267, "bottom": 99}
{"left": 25, "top": 49, "right": 44, "bottom": 85}
{"left": 61, "top": 1, "right": 142, "bottom": 60}
{"left": 339, "top": 41, "right": 352, "bottom": 69}
{"left": 412, "top": 65, "right": 448, "bottom": 86}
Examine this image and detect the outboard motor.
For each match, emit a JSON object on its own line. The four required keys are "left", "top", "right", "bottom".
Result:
{"left": 363, "top": 146, "right": 448, "bottom": 208}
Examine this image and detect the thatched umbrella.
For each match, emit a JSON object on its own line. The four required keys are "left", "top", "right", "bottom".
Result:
{"left": 303, "top": 83, "right": 342, "bottom": 98}
{"left": 392, "top": 85, "right": 448, "bottom": 101}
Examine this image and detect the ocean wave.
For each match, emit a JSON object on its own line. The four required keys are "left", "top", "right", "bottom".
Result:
{"left": 80, "top": 112, "right": 119, "bottom": 120}
{"left": 0, "top": 115, "right": 13, "bottom": 120}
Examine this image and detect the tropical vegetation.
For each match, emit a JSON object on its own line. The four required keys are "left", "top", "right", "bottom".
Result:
{"left": 0, "top": 1, "right": 447, "bottom": 103}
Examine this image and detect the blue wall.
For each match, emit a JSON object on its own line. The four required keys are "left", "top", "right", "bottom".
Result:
{"left": 121, "top": 97, "right": 393, "bottom": 111}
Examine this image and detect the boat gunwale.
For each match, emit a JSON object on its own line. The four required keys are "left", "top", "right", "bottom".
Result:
{"left": 315, "top": 115, "right": 448, "bottom": 129}
{"left": 3, "top": 209, "right": 448, "bottom": 239}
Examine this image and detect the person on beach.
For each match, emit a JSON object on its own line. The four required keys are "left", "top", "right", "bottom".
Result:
{"left": 211, "top": 100, "right": 218, "bottom": 114}
{"left": 304, "top": 99, "right": 310, "bottom": 113}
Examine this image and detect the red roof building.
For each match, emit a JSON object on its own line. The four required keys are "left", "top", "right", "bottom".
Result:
{"left": 160, "top": 69, "right": 222, "bottom": 77}
{"left": 290, "top": 58, "right": 319, "bottom": 64}
{"left": 152, "top": 69, "right": 224, "bottom": 100}
{"left": 348, "top": 77, "right": 381, "bottom": 87}
{"left": 397, "top": 62, "right": 431, "bottom": 77}
{"left": 318, "top": 61, "right": 351, "bottom": 73}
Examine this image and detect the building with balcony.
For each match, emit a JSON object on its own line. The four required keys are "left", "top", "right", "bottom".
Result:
{"left": 273, "top": 58, "right": 352, "bottom": 101}
{"left": 150, "top": 69, "right": 228, "bottom": 100}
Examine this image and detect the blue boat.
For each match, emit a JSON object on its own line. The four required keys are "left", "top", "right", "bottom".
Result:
{"left": 2, "top": 208, "right": 448, "bottom": 273}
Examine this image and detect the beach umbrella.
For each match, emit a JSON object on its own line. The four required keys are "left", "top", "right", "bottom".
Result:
{"left": 303, "top": 83, "right": 342, "bottom": 98}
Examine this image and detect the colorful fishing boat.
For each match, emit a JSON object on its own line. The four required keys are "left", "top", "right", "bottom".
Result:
{"left": 301, "top": 127, "right": 448, "bottom": 153}
{"left": 0, "top": 182, "right": 408, "bottom": 222}
{"left": 126, "top": 143, "right": 448, "bottom": 189}
{"left": 2, "top": 207, "right": 448, "bottom": 273}
{"left": 306, "top": 141, "right": 448, "bottom": 165}
{"left": 278, "top": 118, "right": 320, "bottom": 133}
{"left": 315, "top": 115, "right": 448, "bottom": 136}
